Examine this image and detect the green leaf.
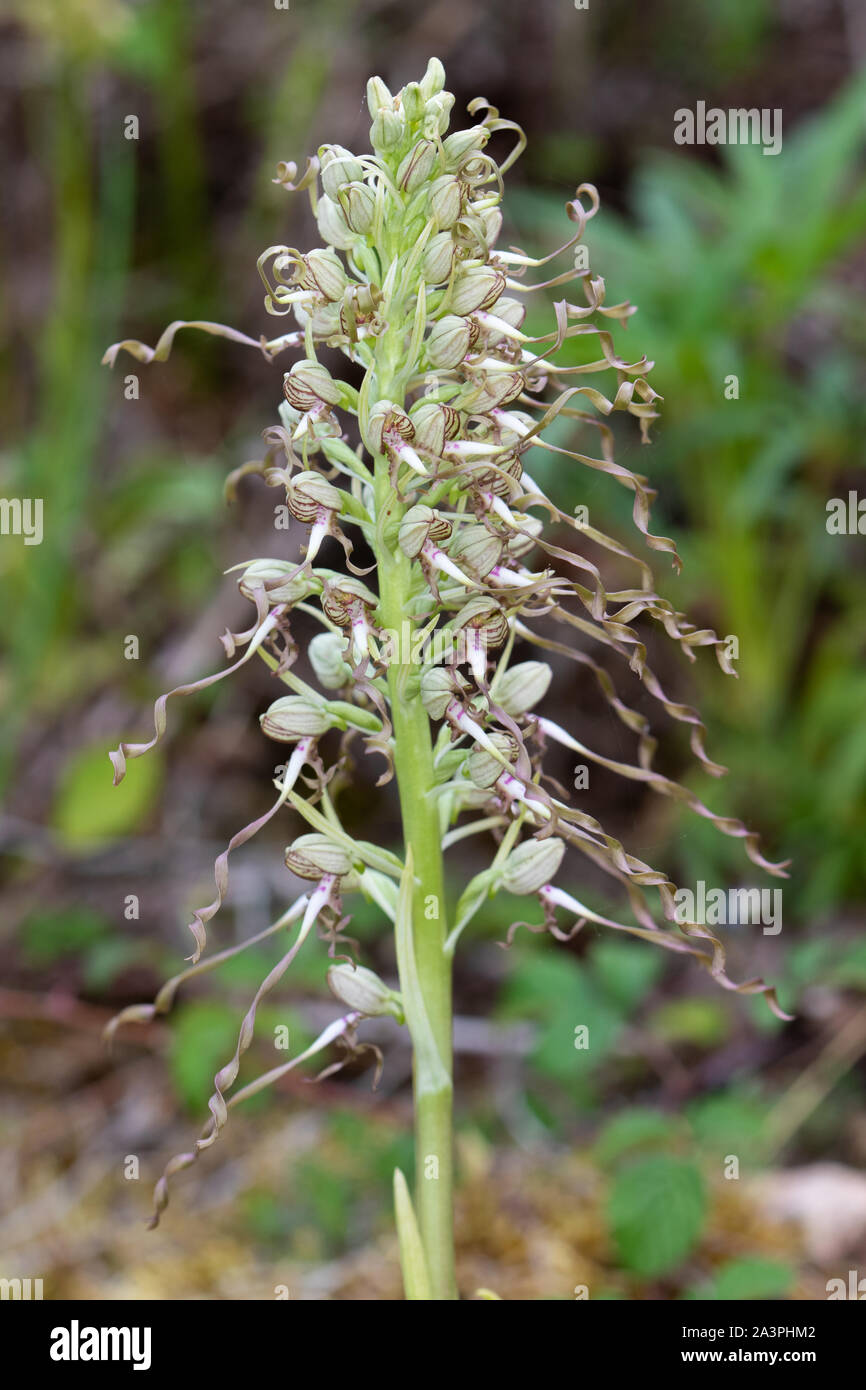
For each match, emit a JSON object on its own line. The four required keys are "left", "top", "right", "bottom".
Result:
{"left": 450, "top": 867, "right": 497, "bottom": 947}
{"left": 687, "top": 1087, "right": 766, "bottom": 1161}
{"left": 650, "top": 997, "right": 730, "bottom": 1048}
{"left": 82, "top": 936, "right": 145, "bottom": 990}
{"left": 595, "top": 1108, "right": 679, "bottom": 1166}
{"left": 393, "top": 1168, "right": 432, "bottom": 1300}
{"left": 394, "top": 850, "right": 450, "bottom": 1095}
{"left": 168, "top": 1000, "right": 240, "bottom": 1112}
{"left": 22, "top": 907, "right": 108, "bottom": 966}
{"left": 502, "top": 951, "right": 623, "bottom": 1083}
{"left": 591, "top": 939, "right": 664, "bottom": 1012}
{"left": 52, "top": 740, "right": 162, "bottom": 850}
{"left": 608, "top": 1156, "right": 706, "bottom": 1277}
{"left": 712, "top": 1257, "right": 794, "bottom": 1302}
{"left": 829, "top": 940, "right": 866, "bottom": 992}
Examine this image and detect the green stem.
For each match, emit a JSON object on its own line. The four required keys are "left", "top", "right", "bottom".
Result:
{"left": 375, "top": 485, "right": 457, "bottom": 1302}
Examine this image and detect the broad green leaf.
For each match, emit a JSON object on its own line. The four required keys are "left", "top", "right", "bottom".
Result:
{"left": 52, "top": 740, "right": 162, "bottom": 850}
{"left": 650, "top": 997, "right": 730, "bottom": 1048}
{"left": 592, "top": 940, "right": 664, "bottom": 1012}
{"left": 595, "top": 1108, "right": 679, "bottom": 1166}
{"left": 687, "top": 1087, "right": 767, "bottom": 1161}
{"left": 22, "top": 907, "right": 108, "bottom": 965}
{"left": 712, "top": 1257, "right": 794, "bottom": 1302}
{"left": 168, "top": 1000, "right": 240, "bottom": 1113}
{"left": 608, "top": 1156, "right": 706, "bottom": 1277}
{"left": 502, "top": 951, "right": 623, "bottom": 1083}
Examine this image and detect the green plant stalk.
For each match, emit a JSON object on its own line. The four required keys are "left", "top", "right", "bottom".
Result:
{"left": 375, "top": 463, "right": 456, "bottom": 1301}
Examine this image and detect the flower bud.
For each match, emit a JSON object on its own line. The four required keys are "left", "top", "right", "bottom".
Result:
{"left": 422, "top": 231, "right": 458, "bottom": 285}
{"left": 467, "top": 732, "right": 518, "bottom": 789}
{"left": 338, "top": 181, "right": 376, "bottom": 235}
{"left": 287, "top": 469, "right": 343, "bottom": 522}
{"left": 495, "top": 661, "right": 552, "bottom": 717}
{"left": 327, "top": 963, "right": 404, "bottom": 1020}
{"left": 321, "top": 576, "right": 378, "bottom": 625}
{"left": 449, "top": 525, "right": 502, "bottom": 579}
{"left": 426, "top": 315, "right": 473, "bottom": 369}
{"left": 396, "top": 139, "right": 438, "bottom": 192}
{"left": 455, "top": 371, "right": 523, "bottom": 413}
{"left": 319, "top": 144, "right": 364, "bottom": 201}
{"left": 401, "top": 81, "right": 426, "bottom": 123}
{"left": 442, "top": 125, "right": 489, "bottom": 169}
{"left": 420, "top": 665, "right": 459, "bottom": 719}
{"left": 284, "top": 360, "right": 342, "bottom": 411}
{"left": 409, "top": 400, "right": 461, "bottom": 454}
{"left": 424, "top": 92, "right": 455, "bottom": 137}
{"left": 363, "top": 399, "right": 413, "bottom": 456}
{"left": 285, "top": 833, "right": 353, "bottom": 880}
{"left": 238, "top": 560, "right": 318, "bottom": 606}
{"left": 501, "top": 837, "right": 566, "bottom": 895}
{"left": 490, "top": 296, "right": 526, "bottom": 329}
{"left": 450, "top": 265, "right": 507, "bottom": 315}
{"left": 435, "top": 745, "right": 471, "bottom": 783}
{"left": 398, "top": 504, "right": 452, "bottom": 558}
{"left": 452, "top": 595, "right": 508, "bottom": 649}
{"left": 370, "top": 106, "right": 404, "bottom": 151}
{"left": 428, "top": 175, "right": 463, "bottom": 229}
{"left": 308, "top": 630, "right": 353, "bottom": 690}
{"left": 301, "top": 248, "right": 348, "bottom": 302}
{"left": 261, "top": 695, "right": 334, "bottom": 741}
{"left": 480, "top": 206, "right": 503, "bottom": 247}
{"left": 316, "top": 194, "right": 357, "bottom": 251}
{"left": 462, "top": 449, "right": 521, "bottom": 495}
{"left": 507, "top": 514, "right": 543, "bottom": 558}
{"left": 308, "top": 301, "right": 345, "bottom": 339}
{"left": 420, "top": 57, "right": 446, "bottom": 100}
{"left": 366, "top": 75, "right": 393, "bottom": 119}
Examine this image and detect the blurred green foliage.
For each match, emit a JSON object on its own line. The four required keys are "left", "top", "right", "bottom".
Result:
{"left": 513, "top": 70, "right": 866, "bottom": 919}
{"left": 52, "top": 740, "right": 163, "bottom": 850}
{"left": 608, "top": 1153, "right": 706, "bottom": 1277}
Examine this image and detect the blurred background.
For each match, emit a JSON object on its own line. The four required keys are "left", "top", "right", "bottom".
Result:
{"left": 1, "top": 0, "right": 865, "bottom": 1300}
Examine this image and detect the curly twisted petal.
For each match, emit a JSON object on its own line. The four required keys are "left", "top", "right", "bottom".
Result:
{"left": 109, "top": 606, "right": 285, "bottom": 785}
{"left": 184, "top": 741, "right": 315, "bottom": 963}
{"left": 537, "top": 885, "right": 792, "bottom": 1021}
{"left": 351, "top": 674, "right": 395, "bottom": 786}
{"left": 453, "top": 720, "right": 666, "bottom": 887}
{"left": 103, "top": 894, "right": 311, "bottom": 1046}
{"left": 524, "top": 424, "right": 678, "bottom": 568}
{"left": 225, "top": 1012, "right": 365, "bottom": 1105}
{"left": 101, "top": 319, "right": 286, "bottom": 367}
{"left": 196, "top": 884, "right": 330, "bottom": 1150}
{"left": 542, "top": 607, "right": 728, "bottom": 777}
{"left": 466, "top": 97, "right": 528, "bottom": 175}
{"left": 272, "top": 156, "right": 320, "bottom": 192}
{"left": 148, "top": 1004, "right": 359, "bottom": 1229}
{"left": 148, "top": 880, "right": 337, "bottom": 1227}
{"left": 512, "top": 488, "right": 732, "bottom": 672}
{"left": 514, "top": 490, "right": 655, "bottom": 593}
{"left": 535, "top": 715, "right": 788, "bottom": 878}
{"left": 502, "top": 187, "right": 600, "bottom": 277}
{"left": 220, "top": 584, "right": 271, "bottom": 659}
{"left": 464, "top": 672, "right": 787, "bottom": 1014}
